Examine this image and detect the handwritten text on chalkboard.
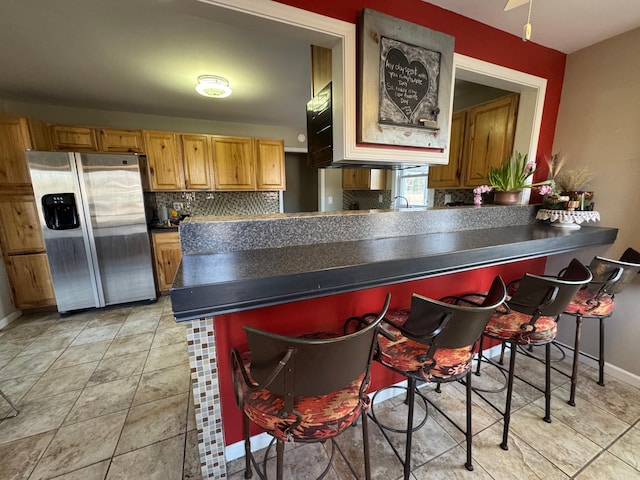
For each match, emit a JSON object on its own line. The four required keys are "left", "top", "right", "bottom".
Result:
{"left": 378, "top": 37, "right": 441, "bottom": 127}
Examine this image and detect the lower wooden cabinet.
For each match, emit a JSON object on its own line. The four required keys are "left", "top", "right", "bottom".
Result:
{"left": 151, "top": 232, "right": 182, "bottom": 293}
{"left": 6, "top": 253, "right": 55, "bottom": 309}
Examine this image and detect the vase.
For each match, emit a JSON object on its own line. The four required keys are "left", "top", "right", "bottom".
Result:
{"left": 493, "top": 190, "right": 521, "bottom": 205}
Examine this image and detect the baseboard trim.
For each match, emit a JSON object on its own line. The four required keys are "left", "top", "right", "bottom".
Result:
{"left": 0, "top": 310, "right": 21, "bottom": 330}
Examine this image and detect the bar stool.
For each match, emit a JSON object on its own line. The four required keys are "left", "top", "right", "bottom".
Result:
{"left": 558, "top": 247, "right": 640, "bottom": 405}
{"left": 231, "top": 294, "right": 390, "bottom": 480}
{"left": 362, "top": 276, "right": 506, "bottom": 479}
{"left": 473, "top": 259, "right": 592, "bottom": 451}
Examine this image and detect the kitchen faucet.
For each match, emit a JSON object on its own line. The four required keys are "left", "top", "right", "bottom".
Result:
{"left": 392, "top": 196, "right": 410, "bottom": 208}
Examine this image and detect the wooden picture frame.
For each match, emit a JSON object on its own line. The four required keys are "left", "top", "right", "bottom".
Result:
{"left": 358, "top": 9, "right": 454, "bottom": 150}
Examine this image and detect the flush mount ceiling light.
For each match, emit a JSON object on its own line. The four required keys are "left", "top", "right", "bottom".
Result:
{"left": 195, "top": 75, "right": 232, "bottom": 98}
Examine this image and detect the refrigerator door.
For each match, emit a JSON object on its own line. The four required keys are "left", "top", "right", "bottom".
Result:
{"left": 26, "top": 151, "right": 101, "bottom": 312}
{"left": 77, "top": 154, "right": 156, "bottom": 306}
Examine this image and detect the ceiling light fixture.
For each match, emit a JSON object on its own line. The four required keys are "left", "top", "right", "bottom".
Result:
{"left": 195, "top": 75, "right": 232, "bottom": 98}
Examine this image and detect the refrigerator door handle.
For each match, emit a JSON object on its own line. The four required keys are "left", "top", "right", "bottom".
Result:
{"left": 73, "top": 154, "right": 106, "bottom": 308}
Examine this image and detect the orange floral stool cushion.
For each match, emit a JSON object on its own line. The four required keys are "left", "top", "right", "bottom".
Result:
{"left": 484, "top": 310, "right": 557, "bottom": 345}
{"left": 563, "top": 290, "right": 615, "bottom": 318}
{"left": 239, "top": 346, "right": 367, "bottom": 443}
{"left": 376, "top": 310, "right": 474, "bottom": 382}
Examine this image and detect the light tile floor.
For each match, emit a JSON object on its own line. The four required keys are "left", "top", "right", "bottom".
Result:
{"left": 0, "top": 296, "right": 200, "bottom": 480}
{"left": 2, "top": 298, "right": 640, "bottom": 480}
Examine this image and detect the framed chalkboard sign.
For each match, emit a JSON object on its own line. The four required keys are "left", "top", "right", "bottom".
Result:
{"left": 359, "top": 9, "right": 454, "bottom": 149}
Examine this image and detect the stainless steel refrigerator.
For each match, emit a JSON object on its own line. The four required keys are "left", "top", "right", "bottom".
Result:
{"left": 27, "top": 151, "right": 156, "bottom": 313}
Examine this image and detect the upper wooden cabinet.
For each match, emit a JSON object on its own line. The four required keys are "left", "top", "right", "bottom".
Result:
{"left": 212, "top": 136, "right": 256, "bottom": 191}
{"left": 342, "top": 168, "right": 387, "bottom": 190}
{"left": 181, "top": 134, "right": 212, "bottom": 190}
{"left": 463, "top": 93, "right": 519, "bottom": 187}
{"left": 428, "top": 93, "right": 519, "bottom": 189}
{"left": 97, "top": 128, "right": 144, "bottom": 153}
{"left": 49, "top": 125, "right": 98, "bottom": 152}
{"left": 428, "top": 110, "right": 467, "bottom": 188}
{"left": 256, "top": 139, "right": 285, "bottom": 190}
{"left": 311, "top": 45, "right": 332, "bottom": 96}
{"left": 143, "top": 131, "right": 185, "bottom": 191}
{"left": 0, "top": 115, "right": 49, "bottom": 185}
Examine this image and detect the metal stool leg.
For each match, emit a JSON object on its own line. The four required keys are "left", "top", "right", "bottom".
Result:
{"left": 501, "top": 342, "right": 517, "bottom": 451}
{"left": 598, "top": 317, "right": 606, "bottom": 386}
{"left": 0, "top": 388, "right": 20, "bottom": 419}
{"left": 544, "top": 342, "right": 552, "bottom": 423}
{"left": 465, "top": 369, "right": 474, "bottom": 471}
{"left": 404, "top": 377, "right": 416, "bottom": 480}
{"left": 569, "top": 315, "right": 583, "bottom": 406}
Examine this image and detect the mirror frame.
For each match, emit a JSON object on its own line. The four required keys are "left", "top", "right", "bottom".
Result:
{"left": 454, "top": 54, "right": 547, "bottom": 203}
{"left": 198, "top": 0, "right": 547, "bottom": 190}
{"left": 198, "top": 0, "right": 449, "bottom": 166}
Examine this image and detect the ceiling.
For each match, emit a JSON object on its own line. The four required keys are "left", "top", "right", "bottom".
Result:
{"left": 425, "top": 0, "right": 640, "bottom": 54}
{"left": 1, "top": 0, "right": 639, "bottom": 133}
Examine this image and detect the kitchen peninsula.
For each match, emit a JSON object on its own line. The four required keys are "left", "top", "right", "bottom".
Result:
{"left": 171, "top": 207, "right": 617, "bottom": 479}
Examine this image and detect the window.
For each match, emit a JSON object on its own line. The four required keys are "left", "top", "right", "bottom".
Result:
{"left": 395, "top": 166, "right": 429, "bottom": 207}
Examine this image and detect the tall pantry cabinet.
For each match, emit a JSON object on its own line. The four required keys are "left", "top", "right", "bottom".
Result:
{"left": 0, "top": 115, "right": 56, "bottom": 309}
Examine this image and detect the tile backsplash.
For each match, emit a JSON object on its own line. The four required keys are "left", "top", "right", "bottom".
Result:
{"left": 433, "top": 188, "right": 474, "bottom": 207}
{"left": 145, "top": 191, "right": 280, "bottom": 220}
{"left": 343, "top": 190, "right": 392, "bottom": 210}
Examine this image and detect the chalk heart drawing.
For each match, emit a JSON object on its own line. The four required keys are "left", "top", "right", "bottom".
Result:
{"left": 384, "top": 48, "right": 429, "bottom": 119}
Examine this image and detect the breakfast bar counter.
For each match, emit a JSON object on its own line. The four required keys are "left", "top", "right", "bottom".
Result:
{"left": 171, "top": 207, "right": 617, "bottom": 479}
{"left": 171, "top": 221, "right": 617, "bottom": 320}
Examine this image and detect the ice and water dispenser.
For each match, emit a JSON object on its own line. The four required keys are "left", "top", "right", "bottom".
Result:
{"left": 42, "top": 193, "right": 80, "bottom": 230}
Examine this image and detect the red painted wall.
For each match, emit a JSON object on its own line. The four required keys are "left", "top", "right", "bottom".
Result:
{"left": 277, "top": 0, "right": 567, "bottom": 197}
{"left": 219, "top": 257, "right": 546, "bottom": 445}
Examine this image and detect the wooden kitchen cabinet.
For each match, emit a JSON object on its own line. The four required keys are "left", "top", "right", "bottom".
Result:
{"left": 97, "top": 128, "right": 144, "bottom": 153}
{"left": 428, "top": 93, "right": 518, "bottom": 189}
{"left": 181, "top": 134, "right": 212, "bottom": 190}
{"left": 428, "top": 110, "right": 466, "bottom": 188}
{"left": 0, "top": 114, "right": 55, "bottom": 310}
{"left": 0, "top": 115, "right": 48, "bottom": 185}
{"left": 342, "top": 168, "right": 387, "bottom": 190}
{"left": 256, "top": 138, "right": 285, "bottom": 190}
{"left": 211, "top": 136, "right": 256, "bottom": 191}
{"left": 463, "top": 93, "right": 519, "bottom": 187}
{"left": 143, "top": 131, "right": 185, "bottom": 191}
{"left": 6, "top": 253, "right": 55, "bottom": 309}
{"left": 0, "top": 192, "right": 45, "bottom": 254}
{"left": 151, "top": 232, "right": 182, "bottom": 293}
{"left": 49, "top": 124, "right": 98, "bottom": 152}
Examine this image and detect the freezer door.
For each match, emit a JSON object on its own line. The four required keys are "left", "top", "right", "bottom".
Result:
{"left": 78, "top": 154, "right": 156, "bottom": 306}
{"left": 26, "top": 151, "right": 100, "bottom": 312}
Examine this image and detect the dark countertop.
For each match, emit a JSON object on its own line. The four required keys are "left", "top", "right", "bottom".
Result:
{"left": 170, "top": 223, "right": 617, "bottom": 321}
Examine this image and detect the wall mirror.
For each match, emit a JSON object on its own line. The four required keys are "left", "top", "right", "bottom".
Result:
{"left": 197, "top": 0, "right": 547, "bottom": 209}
